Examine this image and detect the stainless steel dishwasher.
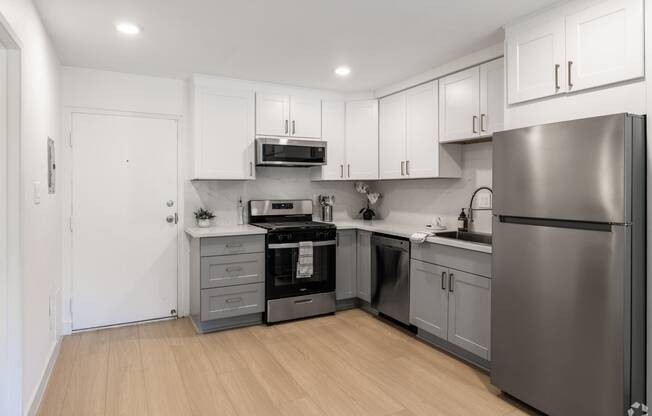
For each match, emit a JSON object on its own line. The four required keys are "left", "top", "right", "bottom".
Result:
{"left": 371, "top": 233, "right": 410, "bottom": 325}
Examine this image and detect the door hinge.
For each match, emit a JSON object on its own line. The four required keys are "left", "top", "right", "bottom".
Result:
{"left": 68, "top": 129, "right": 73, "bottom": 148}
{"left": 69, "top": 298, "right": 73, "bottom": 318}
{"left": 69, "top": 216, "right": 73, "bottom": 232}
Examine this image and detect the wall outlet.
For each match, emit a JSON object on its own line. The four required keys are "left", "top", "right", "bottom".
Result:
{"left": 478, "top": 193, "right": 492, "bottom": 209}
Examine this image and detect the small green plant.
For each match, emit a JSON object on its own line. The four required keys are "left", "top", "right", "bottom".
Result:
{"left": 194, "top": 208, "right": 215, "bottom": 220}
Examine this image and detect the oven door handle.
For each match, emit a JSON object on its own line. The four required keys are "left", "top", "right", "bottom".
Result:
{"left": 268, "top": 240, "right": 336, "bottom": 249}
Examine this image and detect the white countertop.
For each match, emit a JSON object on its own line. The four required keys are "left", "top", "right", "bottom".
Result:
{"left": 330, "top": 219, "right": 492, "bottom": 254}
{"left": 185, "top": 224, "right": 267, "bottom": 238}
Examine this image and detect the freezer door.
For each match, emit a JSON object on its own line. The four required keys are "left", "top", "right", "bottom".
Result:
{"left": 493, "top": 114, "right": 628, "bottom": 223}
{"left": 491, "top": 218, "right": 631, "bottom": 416}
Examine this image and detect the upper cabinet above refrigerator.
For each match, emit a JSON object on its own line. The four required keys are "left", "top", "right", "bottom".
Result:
{"left": 506, "top": 0, "right": 644, "bottom": 104}
{"left": 256, "top": 93, "right": 322, "bottom": 139}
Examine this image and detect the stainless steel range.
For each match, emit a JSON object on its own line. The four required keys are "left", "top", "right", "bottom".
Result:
{"left": 248, "top": 199, "right": 337, "bottom": 323}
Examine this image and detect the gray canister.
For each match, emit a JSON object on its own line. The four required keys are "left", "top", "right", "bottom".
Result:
{"left": 319, "top": 195, "right": 335, "bottom": 222}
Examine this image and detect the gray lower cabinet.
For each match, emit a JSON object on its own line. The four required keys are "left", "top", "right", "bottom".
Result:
{"left": 336, "top": 230, "right": 357, "bottom": 300}
{"left": 190, "top": 234, "right": 265, "bottom": 333}
{"left": 356, "top": 230, "right": 372, "bottom": 302}
{"left": 410, "top": 242, "right": 491, "bottom": 362}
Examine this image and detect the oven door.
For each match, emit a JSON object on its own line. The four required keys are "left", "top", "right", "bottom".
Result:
{"left": 266, "top": 240, "right": 336, "bottom": 299}
{"left": 256, "top": 138, "right": 327, "bottom": 166}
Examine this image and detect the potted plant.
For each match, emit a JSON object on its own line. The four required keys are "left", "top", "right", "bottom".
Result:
{"left": 355, "top": 182, "right": 382, "bottom": 221}
{"left": 194, "top": 208, "right": 215, "bottom": 228}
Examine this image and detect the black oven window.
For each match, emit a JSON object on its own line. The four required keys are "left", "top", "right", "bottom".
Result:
{"left": 269, "top": 245, "right": 331, "bottom": 287}
{"left": 262, "top": 144, "right": 325, "bottom": 164}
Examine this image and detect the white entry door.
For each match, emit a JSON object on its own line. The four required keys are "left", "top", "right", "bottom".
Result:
{"left": 71, "top": 113, "right": 178, "bottom": 330}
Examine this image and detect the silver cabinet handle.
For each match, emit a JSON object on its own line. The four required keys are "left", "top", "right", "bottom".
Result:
{"left": 226, "top": 297, "right": 243, "bottom": 304}
{"left": 226, "top": 242, "right": 243, "bottom": 248}
{"left": 554, "top": 64, "right": 560, "bottom": 90}
{"left": 400, "top": 161, "right": 405, "bottom": 176}
{"left": 472, "top": 116, "right": 478, "bottom": 134}
{"left": 292, "top": 120, "right": 296, "bottom": 135}
{"left": 449, "top": 273, "right": 454, "bottom": 293}
{"left": 406, "top": 160, "right": 410, "bottom": 176}
{"left": 294, "top": 298, "right": 314, "bottom": 305}
{"left": 285, "top": 119, "right": 289, "bottom": 134}
{"left": 441, "top": 271, "right": 447, "bottom": 291}
{"left": 340, "top": 164, "right": 343, "bottom": 178}
{"left": 226, "top": 266, "right": 243, "bottom": 273}
{"left": 347, "top": 164, "right": 351, "bottom": 178}
{"left": 480, "top": 114, "right": 487, "bottom": 132}
{"left": 568, "top": 61, "right": 573, "bottom": 88}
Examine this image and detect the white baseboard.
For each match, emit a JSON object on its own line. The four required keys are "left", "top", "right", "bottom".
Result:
{"left": 62, "top": 320, "right": 72, "bottom": 335}
{"left": 26, "top": 338, "right": 61, "bottom": 416}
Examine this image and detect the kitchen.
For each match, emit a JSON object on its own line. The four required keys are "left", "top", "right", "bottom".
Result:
{"left": 0, "top": 0, "right": 649, "bottom": 415}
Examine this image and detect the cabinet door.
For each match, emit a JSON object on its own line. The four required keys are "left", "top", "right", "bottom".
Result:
{"left": 345, "top": 100, "right": 379, "bottom": 180}
{"left": 336, "top": 230, "right": 357, "bottom": 300}
{"left": 379, "top": 92, "right": 406, "bottom": 179}
{"left": 506, "top": 18, "right": 565, "bottom": 104}
{"left": 565, "top": 0, "right": 644, "bottom": 92}
{"left": 356, "top": 230, "right": 372, "bottom": 302}
{"left": 317, "top": 100, "right": 346, "bottom": 180}
{"left": 439, "top": 67, "right": 480, "bottom": 142}
{"left": 194, "top": 87, "right": 255, "bottom": 179}
{"left": 406, "top": 81, "right": 438, "bottom": 178}
{"left": 479, "top": 58, "right": 504, "bottom": 136}
{"left": 447, "top": 270, "right": 491, "bottom": 360}
{"left": 290, "top": 96, "right": 322, "bottom": 138}
{"left": 256, "top": 93, "right": 290, "bottom": 136}
{"left": 409, "top": 260, "right": 449, "bottom": 339}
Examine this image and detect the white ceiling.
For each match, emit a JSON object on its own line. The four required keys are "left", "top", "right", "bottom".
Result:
{"left": 35, "top": 0, "right": 558, "bottom": 92}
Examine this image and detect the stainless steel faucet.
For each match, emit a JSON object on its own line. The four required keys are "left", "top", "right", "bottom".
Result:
{"left": 468, "top": 186, "right": 493, "bottom": 225}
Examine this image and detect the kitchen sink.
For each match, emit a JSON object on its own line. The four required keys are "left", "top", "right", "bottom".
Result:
{"left": 434, "top": 231, "right": 492, "bottom": 245}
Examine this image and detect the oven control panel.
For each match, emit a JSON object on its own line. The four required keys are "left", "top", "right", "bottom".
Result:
{"left": 267, "top": 229, "right": 336, "bottom": 244}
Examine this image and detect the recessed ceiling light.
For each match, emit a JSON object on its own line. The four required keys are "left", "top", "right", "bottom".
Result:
{"left": 334, "top": 66, "right": 351, "bottom": 77}
{"left": 116, "top": 22, "right": 141, "bottom": 35}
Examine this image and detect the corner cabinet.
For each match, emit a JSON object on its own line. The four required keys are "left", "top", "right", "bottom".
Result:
{"left": 506, "top": 0, "right": 644, "bottom": 104}
{"left": 335, "top": 230, "right": 357, "bottom": 300}
{"left": 410, "top": 243, "right": 492, "bottom": 363}
{"left": 256, "top": 93, "right": 321, "bottom": 139}
{"left": 439, "top": 58, "right": 504, "bottom": 143}
{"left": 190, "top": 84, "right": 255, "bottom": 180}
{"left": 345, "top": 100, "right": 379, "bottom": 180}
{"left": 356, "top": 230, "right": 372, "bottom": 302}
{"left": 312, "top": 100, "right": 346, "bottom": 180}
{"left": 379, "top": 81, "right": 462, "bottom": 179}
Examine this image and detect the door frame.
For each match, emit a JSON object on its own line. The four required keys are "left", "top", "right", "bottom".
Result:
{"left": 61, "top": 108, "right": 184, "bottom": 334}
{"left": 0, "top": 11, "right": 22, "bottom": 416}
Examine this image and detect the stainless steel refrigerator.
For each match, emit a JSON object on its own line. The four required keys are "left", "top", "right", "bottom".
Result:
{"left": 491, "top": 114, "right": 646, "bottom": 416}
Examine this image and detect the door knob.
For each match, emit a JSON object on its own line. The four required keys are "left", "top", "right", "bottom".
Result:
{"left": 166, "top": 215, "right": 175, "bottom": 223}
{"left": 166, "top": 200, "right": 174, "bottom": 207}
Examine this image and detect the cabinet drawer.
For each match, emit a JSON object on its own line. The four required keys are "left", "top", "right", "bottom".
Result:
{"left": 201, "top": 253, "right": 265, "bottom": 289}
{"left": 411, "top": 243, "right": 491, "bottom": 278}
{"left": 200, "top": 235, "right": 265, "bottom": 256}
{"left": 201, "top": 283, "right": 265, "bottom": 321}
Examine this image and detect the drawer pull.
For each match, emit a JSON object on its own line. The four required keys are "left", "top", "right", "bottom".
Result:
{"left": 226, "top": 266, "right": 244, "bottom": 273}
{"left": 294, "top": 298, "right": 314, "bottom": 305}
{"left": 449, "top": 273, "right": 455, "bottom": 293}
{"left": 226, "top": 242, "right": 243, "bottom": 248}
{"left": 226, "top": 297, "right": 243, "bottom": 304}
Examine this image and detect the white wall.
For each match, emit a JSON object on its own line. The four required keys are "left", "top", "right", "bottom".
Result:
{"left": 0, "top": 0, "right": 62, "bottom": 414}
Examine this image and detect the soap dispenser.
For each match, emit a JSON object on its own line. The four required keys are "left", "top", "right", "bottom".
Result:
{"left": 457, "top": 209, "right": 468, "bottom": 232}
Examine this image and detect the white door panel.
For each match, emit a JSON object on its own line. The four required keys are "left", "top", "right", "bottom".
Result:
{"left": 507, "top": 18, "right": 565, "bottom": 104}
{"left": 565, "top": 0, "right": 644, "bottom": 92}
{"left": 379, "top": 92, "right": 406, "bottom": 179}
{"left": 480, "top": 58, "right": 504, "bottom": 136}
{"left": 345, "top": 100, "right": 378, "bottom": 180}
{"left": 290, "top": 96, "right": 321, "bottom": 138}
{"left": 256, "top": 93, "right": 290, "bottom": 136}
{"left": 406, "top": 81, "right": 439, "bottom": 178}
{"left": 320, "top": 100, "right": 346, "bottom": 180}
{"left": 439, "top": 67, "right": 480, "bottom": 142}
{"left": 72, "top": 113, "right": 178, "bottom": 330}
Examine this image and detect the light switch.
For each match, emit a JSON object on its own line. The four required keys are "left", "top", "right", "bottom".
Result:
{"left": 33, "top": 181, "right": 41, "bottom": 205}
{"left": 478, "top": 193, "right": 491, "bottom": 209}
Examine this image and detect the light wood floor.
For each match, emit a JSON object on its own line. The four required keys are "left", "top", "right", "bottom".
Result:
{"left": 37, "top": 309, "right": 538, "bottom": 416}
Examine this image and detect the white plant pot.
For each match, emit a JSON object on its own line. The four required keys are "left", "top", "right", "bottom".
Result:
{"left": 197, "top": 218, "right": 213, "bottom": 228}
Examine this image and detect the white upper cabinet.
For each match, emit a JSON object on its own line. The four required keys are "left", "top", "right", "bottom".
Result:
{"left": 480, "top": 58, "right": 505, "bottom": 136}
{"left": 345, "top": 100, "right": 379, "bottom": 180}
{"left": 256, "top": 93, "right": 321, "bottom": 138}
{"left": 506, "top": 0, "right": 644, "bottom": 104}
{"left": 565, "top": 0, "right": 644, "bottom": 93}
{"left": 506, "top": 19, "right": 565, "bottom": 104}
{"left": 192, "top": 86, "right": 255, "bottom": 180}
{"left": 439, "top": 67, "right": 481, "bottom": 142}
{"left": 289, "top": 96, "right": 322, "bottom": 138}
{"left": 314, "top": 100, "right": 346, "bottom": 180}
{"left": 406, "top": 81, "right": 440, "bottom": 178}
{"left": 379, "top": 92, "right": 407, "bottom": 179}
{"left": 255, "top": 93, "right": 290, "bottom": 136}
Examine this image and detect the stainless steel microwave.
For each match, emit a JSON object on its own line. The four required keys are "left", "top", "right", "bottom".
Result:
{"left": 255, "top": 137, "right": 327, "bottom": 167}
